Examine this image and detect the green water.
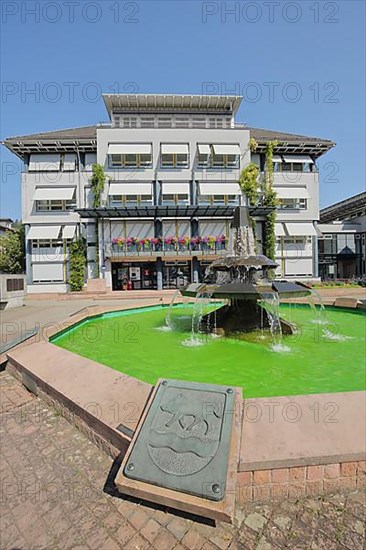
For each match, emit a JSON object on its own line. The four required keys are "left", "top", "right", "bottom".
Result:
{"left": 52, "top": 304, "right": 366, "bottom": 398}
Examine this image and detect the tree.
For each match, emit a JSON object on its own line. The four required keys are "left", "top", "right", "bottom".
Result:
{"left": 0, "top": 227, "right": 25, "bottom": 273}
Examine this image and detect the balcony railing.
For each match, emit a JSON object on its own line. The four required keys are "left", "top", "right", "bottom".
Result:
{"left": 106, "top": 241, "right": 228, "bottom": 257}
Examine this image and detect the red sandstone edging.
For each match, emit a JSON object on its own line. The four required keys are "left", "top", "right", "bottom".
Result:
{"left": 236, "top": 461, "right": 366, "bottom": 503}
{"left": 4, "top": 300, "right": 366, "bottom": 505}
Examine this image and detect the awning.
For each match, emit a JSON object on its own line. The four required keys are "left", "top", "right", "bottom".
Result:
{"left": 29, "top": 154, "right": 61, "bottom": 171}
{"left": 28, "top": 225, "right": 61, "bottom": 240}
{"left": 162, "top": 183, "right": 190, "bottom": 194}
{"left": 199, "top": 183, "right": 241, "bottom": 195}
{"left": 63, "top": 153, "right": 76, "bottom": 170}
{"left": 275, "top": 223, "right": 286, "bottom": 236}
{"left": 108, "top": 183, "right": 152, "bottom": 195}
{"left": 272, "top": 154, "right": 282, "bottom": 162}
{"left": 62, "top": 225, "right": 76, "bottom": 239}
{"left": 275, "top": 187, "right": 310, "bottom": 199}
{"left": 212, "top": 144, "right": 240, "bottom": 156}
{"left": 282, "top": 155, "right": 314, "bottom": 164}
{"left": 197, "top": 144, "right": 211, "bottom": 155}
{"left": 108, "top": 143, "right": 152, "bottom": 155}
{"left": 33, "top": 187, "right": 76, "bottom": 201}
{"left": 285, "top": 222, "right": 317, "bottom": 236}
{"left": 161, "top": 143, "right": 189, "bottom": 155}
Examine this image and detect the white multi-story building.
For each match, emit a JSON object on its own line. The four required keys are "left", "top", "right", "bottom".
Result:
{"left": 3, "top": 94, "right": 335, "bottom": 293}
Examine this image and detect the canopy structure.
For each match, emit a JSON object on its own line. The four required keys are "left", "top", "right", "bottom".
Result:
{"left": 282, "top": 154, "right": 314, "bottom": 163}
{"left": 107, "top": 143, "right": 152, "bottom": 155}
{"left": 33, "top": 187, "right": 75, "bottom": 201}
{"left": 27, "top": 225, "right": 61, "bottom": 239}
{"left": 212, "top": 144, "right": 240, "bottom": 156}
{"left": 62, "top": 225, "right": 76, "bottom": 239}
{"left": 285, "top": 222, "right": 318, "bottom": 236}
{"left": 162, "top": 183, "right": 190, "bottom": 194}
{"left": 275, "top": 187, "right": 310, "bottom": 199}
{"left": 108, "top": 183, "right": 152, "bottom": 195}
{"left": 161, "top": 143, "right": 189, "bottom": 155}
{"left": 199, "top": 182, "right": 241, "bottom": 195}
{"left": 197, "top": 144, "right": 211, "bottom": 155}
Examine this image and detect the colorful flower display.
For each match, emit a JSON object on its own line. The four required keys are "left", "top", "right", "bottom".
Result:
{"left": 111, "top": 235, "right": 226, "bottom": 250}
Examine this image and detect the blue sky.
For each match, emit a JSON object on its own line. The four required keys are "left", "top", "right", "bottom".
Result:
{"left": 1, "top": 0, "right": 365, "bottom": 219}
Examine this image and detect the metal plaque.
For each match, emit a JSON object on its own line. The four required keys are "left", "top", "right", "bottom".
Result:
{"left": 124, "top": 379, "right": 236, "bottom": 501}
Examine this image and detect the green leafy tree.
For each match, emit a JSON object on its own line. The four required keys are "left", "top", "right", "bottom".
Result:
{"left": 0, "top": 227, "right": 25, "bottom": 273}
{"left": 68, "top": 239, "right": 86, "bottom": 291}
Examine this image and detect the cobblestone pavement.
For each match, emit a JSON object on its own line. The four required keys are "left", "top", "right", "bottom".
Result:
{"left": 0, "top": 371, "right": 365, "bottom": 550}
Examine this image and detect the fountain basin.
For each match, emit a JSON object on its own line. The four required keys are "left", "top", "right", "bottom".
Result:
{"left": 51, "top": 303, "right": 366, "bottom": 398}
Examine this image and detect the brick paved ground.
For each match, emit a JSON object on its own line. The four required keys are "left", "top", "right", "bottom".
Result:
{"left": 0, "top": 371, "right": 365, "bottom": 550}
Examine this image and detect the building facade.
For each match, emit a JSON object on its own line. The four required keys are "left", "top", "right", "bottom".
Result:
{"left": 318, "top": 192, "right": 366, "bottom": 280}
{"left": 3, "top": 94, "right": 334, "bottom": 293}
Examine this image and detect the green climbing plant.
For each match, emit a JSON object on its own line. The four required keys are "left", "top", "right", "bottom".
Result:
{"left": 239, "top": 162, "right": 259, "bottom": 206}
{"left": 68, "top": 239, "right": 86, "bottom": 291}
{"left": 262, "top": 141, "right": 279, "bottom": 267}
{"left": 89, "top": 163, "right": 107, "bottom": 278}
{"left": 90, "top": 163, "right": 106, "bottom": 208}
{"left": 249, "top": 137, "right": 258, "bottom": 153}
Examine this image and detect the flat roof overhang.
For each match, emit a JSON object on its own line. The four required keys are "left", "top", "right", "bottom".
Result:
{"left": 102, "top": 94, "right": 243, "bottom": 117}
{"left": 76, "top": 205, "right": 275, "bottom": 219}
{"left": 3, "top": 140, "right": 97, "bottom": 159}
{"left": 255, "top": 142, "right": 335, "bottom": 158}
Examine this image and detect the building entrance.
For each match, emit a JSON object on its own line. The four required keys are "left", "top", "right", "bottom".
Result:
{"left": 111, "top": 262, "right": 157, "bottom": 291}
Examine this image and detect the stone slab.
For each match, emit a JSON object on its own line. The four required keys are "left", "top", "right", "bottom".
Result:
{"left": 239, "top": 391, "right": 366, "bottom": 471}
{"left": 115, "top": 380, "right": 243, "bottom": 523}
{"left": 124, "top": 379, "right": 236, "bottom": 501}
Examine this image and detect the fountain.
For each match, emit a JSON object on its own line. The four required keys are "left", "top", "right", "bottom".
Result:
{"left": 180, "top": 207, "right": 312, "bottom": 337}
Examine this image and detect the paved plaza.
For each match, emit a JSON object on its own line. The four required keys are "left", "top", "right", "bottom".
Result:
{"left": 1, "top": 370, "right": 365, "bottom": 550}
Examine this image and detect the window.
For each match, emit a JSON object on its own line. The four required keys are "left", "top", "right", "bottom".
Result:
{"left": 198, "top": 194, "right": 236, "bottom": 205}
{"left": 109, "top": 194, "right": 152, "bottom": 206}
{"left": 192, "top": 117, "right": 206, "bottom": 128}
{"left": 212, "top": 154, "right": 224, "bottom": 168}
{"left": 176, "top": 154, "right": 188, "bottom": 167}
{"left": 162, "top": 194, "right": 189, "bottom": 205}
{"left": 157, "top": 117, "right": 172, "bottom": 128}
{"left": 175, "top": 117, "right": 189, "bottom": 128}
{"left": 161, "top": 154, "right": 188, "bottom": 168}
{"left": 227, "top": 194, "right": 238, "bottom": 204}
{"left": 278, "top": 198, "right": 307, "bottom": 210}
{"left": 198, "top": 194, "right": 211, "bottom": 205}
{"left": 212, "top": 194, "right": 225, "bottom": 204}
{"left": 36, "top": 200, "right": 76, "bottom": 212}
{"left": 198, "top": 154, "right": 209, "bottom": 167}
{"left": 226, "top": 155, "right": 237, "bottom": 168}
{"left": 109, "top": 153, "right": 152, "bottom": 169}
{"left": 211, "top": 154, "right": 239, "bottom": 168}
{"left": 140, "top": 116, "right": 155, "bottom": 128}
{"left": 280, "top": 162, "right": 312, "bottom": 173}
{"left": 125, "top": 194, "right": 138, "bottom": 204}
{"left": 122, "top": 116, "right": 137, "bottom": 128}
{"left": 32, "top": 240, "right": 63, "bottom": 248}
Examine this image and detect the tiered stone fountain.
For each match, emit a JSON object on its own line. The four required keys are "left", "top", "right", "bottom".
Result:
{"left": 181, "top": 207, "right": 311, "bottom": 335}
